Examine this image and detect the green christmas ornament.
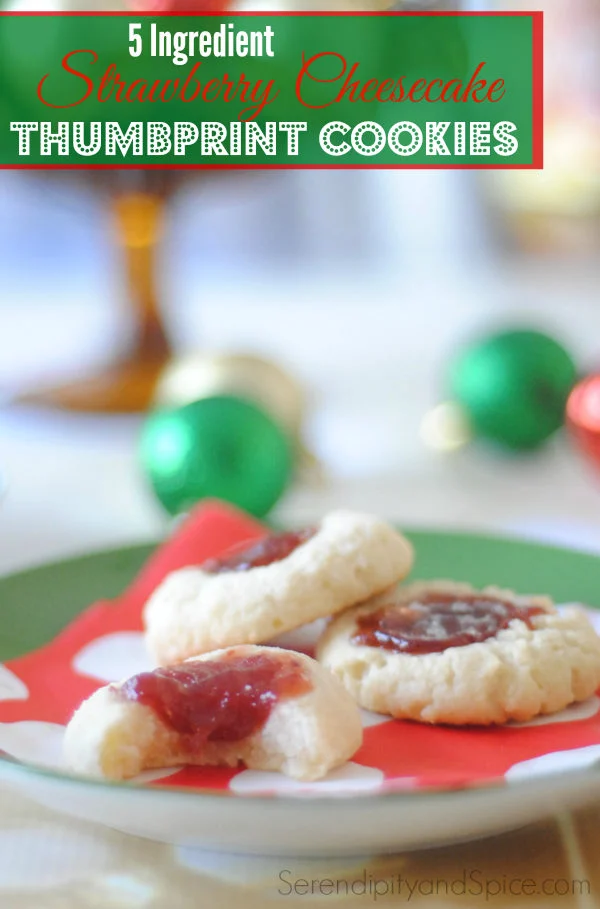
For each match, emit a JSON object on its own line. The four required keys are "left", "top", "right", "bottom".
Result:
{"left": 140, "top": 395, "right": 294, "bottom": 518}
{"left": 448, "top": 329, "right": 578, "bottom": 451}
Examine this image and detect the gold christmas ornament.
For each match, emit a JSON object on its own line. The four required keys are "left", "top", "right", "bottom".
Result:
{"left": 154, "top": 353, "right": 303, "bottom": 436}
{"left": 153, "top": 352, "right": 321, "bottom": 481}
{"left": 420, "top": 401, "right": 472, "bottom": 453}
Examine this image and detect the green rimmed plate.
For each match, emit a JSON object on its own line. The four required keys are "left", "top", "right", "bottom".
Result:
{"left": 0, "top": 529, "right": 599, "bottom": 856}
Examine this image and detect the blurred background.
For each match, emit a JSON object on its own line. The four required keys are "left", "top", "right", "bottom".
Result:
{"left": 0, "top": 0, "right": 599, "bottom": 574}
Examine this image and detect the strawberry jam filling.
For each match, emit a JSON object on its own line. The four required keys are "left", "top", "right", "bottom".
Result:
{"left": 352, "top": 593, "right": 546, "bottom": 655}
{"left": 201, "top": 527, "right": 316, "bottom": 573}
{"left": 120, "top": 651, "right": 312, "bottom": 745}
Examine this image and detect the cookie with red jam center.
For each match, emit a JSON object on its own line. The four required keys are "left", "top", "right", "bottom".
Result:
{"left": 317, "top": 581, "right": 600, "bottom": 726}
{"left": 351, "top": 592, "right": 546, "bottom": 655}
{"left": 64, "top": 645, "right": 363, "bottom": 782}
{"left": 143, "top": 511, "right": 414, "bottom": 665}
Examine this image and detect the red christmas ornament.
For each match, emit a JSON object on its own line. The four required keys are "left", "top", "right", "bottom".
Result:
{"left": 566, "top": 375, "right": 600, "bottom": 467}
{"left": 127, "top": 1, "right": 230, "bottom": 11}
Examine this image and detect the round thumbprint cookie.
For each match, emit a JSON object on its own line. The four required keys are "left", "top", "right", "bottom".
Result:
{"left": 317, "top": 580, "right": 600, "bottom": 725}
{"left": 143, "top": 511, "right": 413, "bottom": 665}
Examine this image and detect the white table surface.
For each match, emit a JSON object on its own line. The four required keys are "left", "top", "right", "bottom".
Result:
{"left": 1, "top": 253, "right": 600, "bottom": 575}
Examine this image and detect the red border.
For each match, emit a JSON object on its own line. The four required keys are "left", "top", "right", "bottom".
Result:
{"left": 531, "top": 10, "right": 544, "bottom": 169}
{"left": 0, "top": 10, "right": 543, "bottom": 171}
{"left": 0, "top": 11, "right": 540, "bottom": 16}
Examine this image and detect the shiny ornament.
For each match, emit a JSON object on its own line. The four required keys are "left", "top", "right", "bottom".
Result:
{"left": 140, "top": 395, "right": 294, "bottom": 518}
{"left": 448, "top": 329, "right": 577, "bottom": 451}
{"left": 127, "top": 1, "right": 229, "bottom": 10}
{"left": 567, "top": 375, "right": 600, "bottom": 468}
{"left": 154, "top": 352, "right": 306, "bottom": 447}
{"left": 420, "top": 401, "right": 473, "bottom": 453}
{"left": 153, "top": 351, "right": 324, "bottom": 484}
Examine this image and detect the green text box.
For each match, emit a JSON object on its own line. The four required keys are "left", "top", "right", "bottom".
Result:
{"left": 0, "top": 12, "right": 541, "bottom": 168}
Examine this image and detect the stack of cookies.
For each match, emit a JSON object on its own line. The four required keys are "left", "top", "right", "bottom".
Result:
{"left": 65, "top": 511, "right": 600, "bottom": 782}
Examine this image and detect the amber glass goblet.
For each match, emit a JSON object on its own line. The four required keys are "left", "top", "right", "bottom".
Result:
{"left": 17, "top": 172, "right": 175, "bottom": 413}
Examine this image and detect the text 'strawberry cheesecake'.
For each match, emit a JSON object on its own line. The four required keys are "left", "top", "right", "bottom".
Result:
{"left": 317, "top": 580, "right": 600, "bottom": 726}
{"left": 64, "top": 645, "right": 363, "bottom": 782}
{"left": 143, "top": 511, "right": 413, "bottom": 665}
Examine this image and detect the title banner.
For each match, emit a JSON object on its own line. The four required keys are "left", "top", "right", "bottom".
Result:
{"left": 0, "top": 11, "right": 543, "bottom": 169}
